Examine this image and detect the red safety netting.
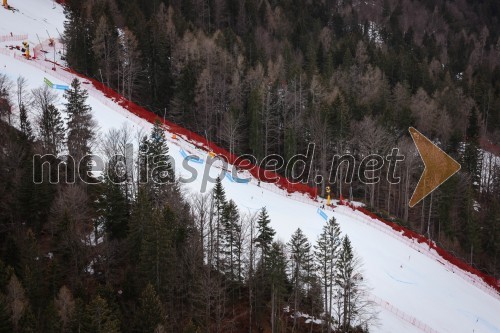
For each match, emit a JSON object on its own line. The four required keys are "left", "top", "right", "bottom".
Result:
{"left": 341, "top": 201, "right": 500, "bottom": 294}
{"left": 63, "top": 66, "right": 499, "bottom": 295}
{"left": 65, "top": 68, "right": 318, "bottom": 200}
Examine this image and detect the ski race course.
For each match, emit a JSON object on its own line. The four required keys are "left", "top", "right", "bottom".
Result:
{"left": 1, "top": 1, "right": 499, "bottom": 332}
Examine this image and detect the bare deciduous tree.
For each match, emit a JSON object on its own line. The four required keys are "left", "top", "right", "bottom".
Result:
{"left": 93, "top": 15, "right": 116, "bottom": 87}
{"left": 55, "top": 285, "right": 75, "bottom": 332}
{"left": 119, "top": 28, "right": 142, "bottom": 100}
{"left": 220, "top": 109, "right": 244, "bottom": 156}
{"left": 7, "top": 274, "right": 27, "bottom": 331}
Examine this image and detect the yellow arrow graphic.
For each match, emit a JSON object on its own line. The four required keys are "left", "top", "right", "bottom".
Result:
{"left": 409, "top": 127, "right": 461, "bottom": 207}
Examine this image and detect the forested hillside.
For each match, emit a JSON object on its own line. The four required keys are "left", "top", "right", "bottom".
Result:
{"left": 0, "top": 84, "right": 372, "bottom": 332}
{"left": 63, "top": 0, "right": 499, "bottom": 277}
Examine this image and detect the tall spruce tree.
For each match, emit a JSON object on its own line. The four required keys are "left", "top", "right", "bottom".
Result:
{"left": 315, "top": 217, "right": 341, "bottom": 324}
{"left": 65, "top": 78, "right": 95, "bottom": 179}
{"left": 288, "top": 228, "right": 312, "bottom": 328}
{"left": 63, "top": 4, "right": 95, "bottom": 74}
{"left": 255, "top": 207, "right": 275, "bottom": 265}
{"left": 135, "top": 283, "right": 165, "bottom": 333}
{"left": 145, "top": 3, "right": 173, "bottom": 108}
{"left": 139, "top": 207, "right": 173, "bottom": 294}
{"left": 82, "top": 295, "right": 120, "bottom": 333}
{"left": 139, "top": 120, "right": 174, "bottom": 202}
{"left": 335, "top": 236, "right": 356, "bottom": 331}
{"left": 223, "top": 199, "right": 241, "bottom": 281}
{"left": 268, "top": 241, "right": 288, "bottom": 333}
{"left": 95, "top": 178, "right": 129, "bottom": 240}
{"left": 212, "top": 176, "right": 227, "bottom": 270}
{"left": 18, "top": 104, "right": 33, "bottom": 142}
{"left": 39, "top": 104, "right": 65, "bottom": 155}
{"left": 128, "top": 188, "right": 153, "bottom": 261}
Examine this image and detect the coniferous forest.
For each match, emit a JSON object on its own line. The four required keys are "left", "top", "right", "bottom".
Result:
{"left": 0, "top": 0, "right": 499, "bottom": 332}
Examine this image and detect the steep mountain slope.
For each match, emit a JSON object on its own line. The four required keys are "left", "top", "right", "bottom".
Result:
{"left": 0, "top": 1, "right": 499, "bottom": 332}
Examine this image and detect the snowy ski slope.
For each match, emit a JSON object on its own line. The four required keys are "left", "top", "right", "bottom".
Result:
{"left": 1, "top": 1, "right": 499, "bottom": 332}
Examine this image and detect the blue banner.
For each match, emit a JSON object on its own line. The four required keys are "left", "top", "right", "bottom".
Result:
{"left": 317, "top": 208, "right": 328, "bottom": 221}
{"left": 225, "top": 171, "right": 250, "bottom": 184}
{"left": 179, "top": 149, "right": 204, "bottom": 164}
{"left": 53, "top": 84, "right": 69, "bottom": 91}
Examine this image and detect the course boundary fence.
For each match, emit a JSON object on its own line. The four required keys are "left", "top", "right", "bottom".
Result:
{"left": 0, "top": 34, "right": 28, "bottom": 43}
{"left": 2, "top": 43, "right": 498, "bottom": 299}
{"left": 338, "top": 205, "right": 500, "bottom": 300}
{"left": 370, "top": 295, "right": 440, "bottom": 333}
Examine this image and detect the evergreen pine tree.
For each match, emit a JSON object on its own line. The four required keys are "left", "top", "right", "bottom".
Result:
{"left": 288, "top": 228, "right": 312, "bottom": 327}
{"left": 145, "top": 4, "right": 173, "bottom": 109}
{"left": 0, "top": 295, "right": 12, "bottom": 333}
{"left": 70, "top": 299, "right": 86, "bottom": 333}
{"left": 96, "top": 177, "right": 129, "bottom": 240}
{"left": 254, "top": 207, "right": 275, "bottom": 265}
{"left": 139, "top": 207, "right": 173, "bottom": 295}
{"left": 139, "top": 120, "right": 174, "bottom": 202}
{"left": 19, "top": 103, "right": 33, "bottom": 142}
{"left": 128, "top": 188, "right": 153, "bottom": 262}
{"left": 19, "top": 305, "right": 36, "bottom": 333}
{"left": 39, "top": 104, "right": 65, "bottom": 155}
{"left": 138, "top": 135, "right": 150, "bottom": 185}
{"left": 253, "top": 208, "right": 277, "bottom": 323}
{"left": 63, "top": 5, "right": 95, "bottom": 73}
{"left": 212, "top": 176, "right": 227, "bottom": 270}
{"left": 135, "top": 283, "right": 165, "bottom": 333}
{"left": 83, "top": 295, "right": 120, "bottom": 333}
{"left": 268, "top": 241, "right": 288, "bottom": 333}
{"left": 335, "top": 236, "right": 356, "bottom": 331}
{"left": 314, "top": 217, "right": 341, "bottom": 324}
{"left": 65, "top": 78, "right": 95, "bottom": 178}
{"left": 304, "top": 275, "right": 324, "bottom": 320}
{"left": 223, "top": 199, "right": 241, "bottom": 281}
{"left": 148, "top": 121, "right": 174, "bottom": 182}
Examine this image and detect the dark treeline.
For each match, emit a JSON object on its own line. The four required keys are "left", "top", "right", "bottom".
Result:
{"left": 62, "top": 0, "right": 499, "bottom": 278}
{"left": 0, "top": 76, "right": 376, "bottom": 332}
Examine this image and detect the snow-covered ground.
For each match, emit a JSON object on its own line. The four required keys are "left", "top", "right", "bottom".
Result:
{"left": 1, "top": 1, "right": 499, "bottom": 332}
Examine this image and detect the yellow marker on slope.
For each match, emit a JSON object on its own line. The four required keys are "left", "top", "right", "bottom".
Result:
{"left": 326, "top": 186, "right": 331, "bottom": 206}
